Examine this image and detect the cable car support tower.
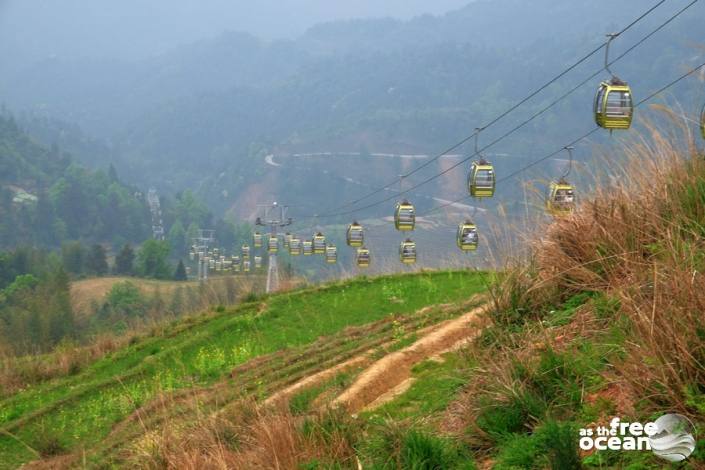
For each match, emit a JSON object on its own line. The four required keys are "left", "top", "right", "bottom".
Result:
{"left": 256, "top": 202, "right": 293, "bottom": 293}
{"left": 192, "top": 229, "right": 216, "bottom": 282}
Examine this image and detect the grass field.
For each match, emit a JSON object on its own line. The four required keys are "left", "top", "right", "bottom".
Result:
{"left": 0, "top": 270, "right": 487, "bottom": 468}
{"left": 69, "top": 275, "right": 263, "bottom": 318}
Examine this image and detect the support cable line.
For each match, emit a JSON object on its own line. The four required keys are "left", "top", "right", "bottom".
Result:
{"left": 418, "top": 58, "right": 705, "bottom": 217}
{"left": 304, "top": 0, "right": 699, "bottom": 221}
{"left": 303, "top": 0, "right": 671, "bottom": 219}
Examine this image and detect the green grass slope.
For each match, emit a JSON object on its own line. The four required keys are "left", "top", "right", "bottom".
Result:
{"left": 0, "top": 270, "right": 487, "bottom": 468}
{"left": 103, "top": 128, "right": 705, "bottom": 470}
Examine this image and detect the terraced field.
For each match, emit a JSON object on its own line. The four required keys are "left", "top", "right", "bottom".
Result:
{"left": 0, "top": 270, "right": 487, "bottom": 469}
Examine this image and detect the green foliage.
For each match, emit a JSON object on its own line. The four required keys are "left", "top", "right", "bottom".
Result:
{"left": 2, "top": 274, "right": 39, "bottom": 298}
{"left": 494, "top": 421, "right": 580, "bottom": 470}
{"left": 103, "top": 281, "right": 148, "bottom": 318}
{"left": 86, "top": 244, "right": 108, "bottom": 276}
{"left": 61, "top": 241, "right": 86, "bottom": 275}
{"left": 592, "top": 293, "right": 621, "bottom": 320}
{"left": 136, "top": 240, "right": 171, "bottom": 279}
{"left": 167, "top": 219, "right": 186, "bottom": 256}
{"left": 114, "top": 243, "right": 135, "bottom": 275}
{"left": 365, "top": 426, "right": 475, "bottom": 470}
{"left": 173, "top": 260, "right": 187, "bottom": 281}
{"left": 0, "top": 262, "right": 75, "bottom": 354}
{"left": 401, "top": 430, "right": 474, "bottom": 470}
{"left": 477, "top": 345, "right": 603, "bottom": 443}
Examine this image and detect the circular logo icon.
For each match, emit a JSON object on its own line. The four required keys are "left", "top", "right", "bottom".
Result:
{"left": 648, "top": 413, "right": 696, "bottom": 462}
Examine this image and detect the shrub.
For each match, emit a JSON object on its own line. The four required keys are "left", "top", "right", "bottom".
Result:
{"left": 401, "top": 430, "right": 475, "bottom": 470}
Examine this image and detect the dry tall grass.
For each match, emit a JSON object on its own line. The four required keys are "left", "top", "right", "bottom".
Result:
{"left": 493, "top": 120, "right": 705, "bottom": 414}
{"left": 127, "top": 399, "right": 360, "bottom": 470}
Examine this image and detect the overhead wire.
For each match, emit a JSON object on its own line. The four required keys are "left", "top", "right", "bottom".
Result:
{"left": 302, "top": 0, "right": 672, "bottom": 219}
{"left": 419, "top": 57, "right": 705, "bottom": 217}
{"left": 307, "top": 0, "right": 700, "bottom": 220}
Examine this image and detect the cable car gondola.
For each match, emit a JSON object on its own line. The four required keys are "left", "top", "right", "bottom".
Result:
{"left": 346, "top": 221, "right": 364, "bottom": 247}
{"left": 325, "top": 244, "right": 338, "bottom": 264}
{"left": 243, "top": 260, "right": 251, "bottom": 272}
{"left": 456, "top": 222, "right": 479, "bottom": 251}
{"left": 253, "top": 232, "right": 263, "bottom": 248}
{"left": 595, "top": 34, "right": 633, "bottom": 131}
{"left": 284, "top": 233, "right": 292, "bottom": 249}
{"left": 546, "top": 147, "right": 577, "bottom": 216}
{"left": 268, "top": 235, "right": 278, "bottom": 254}
{"left": 468, "top": 129, "right": 496, "bottom": 198}
{"left": 303, "top": 240, "right": 314, "bottom": 256}
{"left": 394, "top": 200, "right": 416, "bottom": 231}
{"left": 241, "top": 245, "right": 250, "bottom": 260}
{"left": 313, "top": 233, "right": 326, "bottom": 254}
{"left": 546, "top": 180, "right": 576, "bottom": 216}
{"left": 399, "top": 239, "right": 417, "bottom": 264}
{"left": 356, "top": 247, "right": 371, "bottom": 268}
{"left": 468, "top": 161, "right": 495, "bottom": 198}
{"left": 700, "top": 103, "right": 705, "bottom": 140}
{"left": 289, "top": 237, "right": 302, "bottom": 256}
{"left": 254, "top": 256, "right": 262, "bottom": 269}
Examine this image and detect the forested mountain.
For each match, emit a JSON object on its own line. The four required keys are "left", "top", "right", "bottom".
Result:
{"left": 3, "top": 0, "right": 704, "bottom": 218}
{"left": 0, "top": 112, "right": 152, "bottom": 247}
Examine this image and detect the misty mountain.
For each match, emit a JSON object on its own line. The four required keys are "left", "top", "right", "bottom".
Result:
{"left": 3, "top": 0, "right": 704, "bottom": 220}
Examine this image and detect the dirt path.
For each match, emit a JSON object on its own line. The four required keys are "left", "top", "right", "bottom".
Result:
{"left": 332, "top": 305, "right": 488, "bottom": 413}
{"left": 264, "top": 354, "right": 373, "bottom": 406}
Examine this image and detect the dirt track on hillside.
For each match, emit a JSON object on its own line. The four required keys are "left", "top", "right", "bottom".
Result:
{"left": 331, "top": 305, "right": 488, "bottom": 413}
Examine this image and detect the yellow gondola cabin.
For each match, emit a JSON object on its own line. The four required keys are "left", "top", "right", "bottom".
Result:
{"left": 325, "top": 245, "right": 337, "bottom": 264}
{"left": 546, "top": 179, "right": 576, "bottom": 215}
{"left": 346, "top": 222, "right": 364, "bottom": 247}
{"left": 468, "top": 161, "right": 495, "bottom": 198}
{"left": 356, "top": 247, "right": 371, "bottom": 267}
{"left": 313, "top": 233, "right": 326, "bottom": 254}
{"left": 456, "top": 222, "right": 479, "bottom": 251}
{"left": 399, "top": 239, "right": 417, "bottom": 264}
{"left": 394, "top": 201, "right": 415, "bottom": 231}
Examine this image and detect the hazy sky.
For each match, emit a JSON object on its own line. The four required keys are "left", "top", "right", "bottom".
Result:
{"left": 0, "top": 0, "right": 473, "bottom": 62}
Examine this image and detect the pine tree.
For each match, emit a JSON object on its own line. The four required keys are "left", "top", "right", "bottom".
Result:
{"left": 168, "top": 220, "right": 186, "bottom": 255}
{"left": 108, "top": 164, "right": 119, "bottom": 183}
{"left": 86, "top": 244, "right": 108, "bottom": 276}
{"left": 174, "top": 260, "right": 187, "bottom": 281}
{"left": 61, "top": 241, "right": 85, "bottom": 276}
{"left": 114, "top": 244, "right": 134, "bottom": 275}
{"left": 137, "top": 239, "right": 171, "bottom": 279}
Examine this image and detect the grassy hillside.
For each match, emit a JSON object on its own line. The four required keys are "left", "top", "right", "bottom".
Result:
{"left": 69, "top": 275, "right": 260, "bottom": 318}
{"left": 3, "top": 126, "right": 705, "bottom": 469}
{"left": 0, "top": 270, "right": 487, "bottom": 468}
{"left": 59, "top": 128, "right": 703, "bottom": 470}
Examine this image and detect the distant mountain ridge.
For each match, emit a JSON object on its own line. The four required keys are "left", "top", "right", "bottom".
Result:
{"left": 3, "top": 0, "right": 704, "bottom": 218}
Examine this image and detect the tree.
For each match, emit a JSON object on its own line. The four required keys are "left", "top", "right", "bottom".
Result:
{"left": 168, "top": 219, "right": 186, "bottom": 255}
{"left": 185, "top": 222, "right": 199, "bottom": 251}
{"left": 104, "top": 281, "right": 148, "bottom": 318}
{"left": 61, "top": 241, "right": 85, "bottom": 276}
{"left": 114, "top": 244, "right": 135, "bottom": 275}
{"left": 137, "top": 239, "right": 171, "bottom": 279}
{"left": 86, "top": 244, "right": 108, "bottom": 276}
{"left": 108, "top": 164, "right": 119, "bottom": 183}
{"left": 174, "top": 260, "right": 187, "bottom": 281}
